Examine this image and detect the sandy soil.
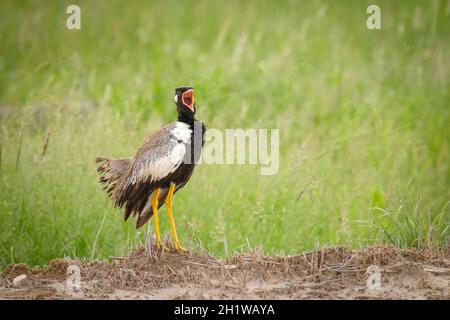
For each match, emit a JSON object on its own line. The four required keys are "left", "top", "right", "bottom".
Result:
{"left": 0, "top": 245, "right": 449, "bottom": 300}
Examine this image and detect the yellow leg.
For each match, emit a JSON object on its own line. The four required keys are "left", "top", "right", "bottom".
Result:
{"left": 166, "top": 182, "right": 186, "bottom": 252}
{"left": 151, "top": 188, "right": 164, "bottom": 250}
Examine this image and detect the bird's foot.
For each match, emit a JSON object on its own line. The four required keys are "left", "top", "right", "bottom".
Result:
{"left": 173, "top": 241, "right": 187, "bottom": 253}
{"left": 156, "top": 241, "right": 170, "bottom": 252}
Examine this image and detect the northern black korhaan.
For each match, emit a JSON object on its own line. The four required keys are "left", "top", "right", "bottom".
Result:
{"left": 96, "top": 87, "right": 206, "bottom": 251}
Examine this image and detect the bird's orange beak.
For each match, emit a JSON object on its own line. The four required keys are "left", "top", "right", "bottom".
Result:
{"left": 182, "top": 89, "right": 195, "bottom": 112}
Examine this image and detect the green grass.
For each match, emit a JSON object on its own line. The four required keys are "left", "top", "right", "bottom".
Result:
{"left": 0, "top": 0, "right": 449, "bottom": 268}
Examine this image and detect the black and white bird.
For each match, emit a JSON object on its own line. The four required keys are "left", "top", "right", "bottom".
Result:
{"left": 96, "top": 87, "right": 206, "bottom": 251}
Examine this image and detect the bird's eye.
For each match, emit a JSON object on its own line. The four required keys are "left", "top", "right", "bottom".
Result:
{"left": 174, "top": 94, "right": 178, "bottom": 103}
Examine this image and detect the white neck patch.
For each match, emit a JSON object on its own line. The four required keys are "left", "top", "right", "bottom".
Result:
{"left": 171, "top": 122, "right": 192, "bottom": 144}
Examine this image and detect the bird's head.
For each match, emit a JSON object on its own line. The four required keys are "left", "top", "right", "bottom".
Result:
{"left": 174, "top": 86, "right": 195, "bottom": 116}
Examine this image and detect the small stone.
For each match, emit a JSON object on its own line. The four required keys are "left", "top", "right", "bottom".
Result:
{"left": 13, "top": 274, "right": 29, "bottom": 288}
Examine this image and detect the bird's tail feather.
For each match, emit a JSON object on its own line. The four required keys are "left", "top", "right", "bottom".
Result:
{"left": 95, "top": 156, "right": 131, "bottom": 200}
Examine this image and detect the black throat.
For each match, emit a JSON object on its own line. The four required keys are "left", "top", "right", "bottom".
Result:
{"left": 177, "top": 109, "right": 196, "bottom": 127}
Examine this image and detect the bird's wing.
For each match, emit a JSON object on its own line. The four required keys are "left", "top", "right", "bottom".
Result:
{"left": 114, "top": 122, "right": 191, "bottom": 208}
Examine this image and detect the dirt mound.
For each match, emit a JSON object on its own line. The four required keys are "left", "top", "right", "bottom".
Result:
{"left": 0, "top": 245, "right": 448, "bottom": 299}
{"left": 2, "top": 263, "right": 31, "bottom": 282}
{"left": 40, "top": 259, "right": 70, "bottom": 281}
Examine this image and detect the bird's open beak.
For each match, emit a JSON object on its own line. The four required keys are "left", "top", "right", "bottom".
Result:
{"left": 182, "top": 89, "right": 195, "bottom": 112}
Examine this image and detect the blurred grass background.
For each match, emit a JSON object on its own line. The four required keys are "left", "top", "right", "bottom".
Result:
{"left": 0, "top": 0, "right": 449, "bottom": 268}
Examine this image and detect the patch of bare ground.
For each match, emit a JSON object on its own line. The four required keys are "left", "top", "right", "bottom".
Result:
{"left": 0, "top": 245, "right": 449, "bottom": 299}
